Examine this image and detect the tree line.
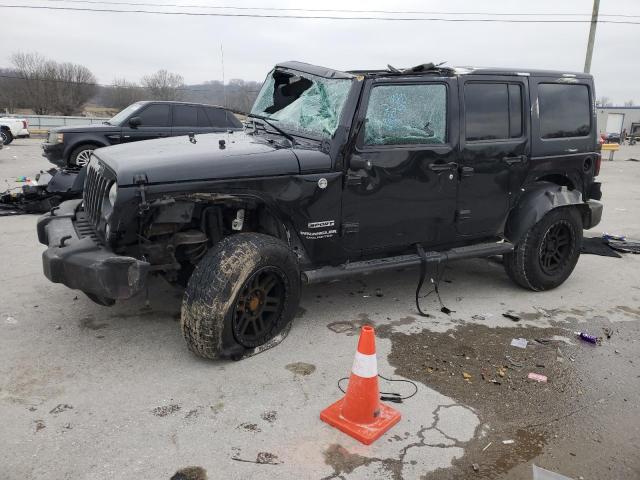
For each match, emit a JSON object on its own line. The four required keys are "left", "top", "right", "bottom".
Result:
{"left": 0, "top": 52, "right": 261, "bottom": 116}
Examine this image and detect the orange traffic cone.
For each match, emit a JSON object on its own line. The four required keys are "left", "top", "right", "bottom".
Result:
{"left": 320, "top": 325, "right": 401, "bottom": 445}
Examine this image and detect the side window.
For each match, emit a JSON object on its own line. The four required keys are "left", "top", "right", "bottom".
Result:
{"left": 465, "top": 83, "right": 523, "bottom": 141}
{"left": 539, "top": 83, "right": 591, "bottom": 138}
{"left": 173, "top": 105, "right": 198, "bottom": 127}
{"left": 197, "top": 107, "right": 211, "bottom": 127}
{"left": 137, "top": 104, "right": 170, "bottom": 127}
{"left": 364, "top": 83, "right": 447, "bottom": 146}
{"left": 207, "top": 107, "right": 235, "bottom": 128}
{"left": 509, "top": 84, "right": 523, "bottom": 138}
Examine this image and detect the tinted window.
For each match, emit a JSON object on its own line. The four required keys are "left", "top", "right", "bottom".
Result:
{"left": 173, "top": 105, "right": 198, "bottom": 127}
{"left": 509, "top": 84, "right": 523, "bottom": 138}
{"left": 197, "top": 107, "right": 211, "bottom": 127}
{"left": 465, "top": 83, "right": 524, "bottom": 141}
{"left": 539, "top": 83, "right": 591, "bottom": 138}
{"left": 207, "top": 107, "right": 238, "bottom": 128}
{"left": 465, "top": 83, "right": 508, "bottom": 141}
{"left": 364, "top": 83, "right": 447, "bottom": 145}
{"left": 137, "top": 104, "right": 170, "bottom": 127}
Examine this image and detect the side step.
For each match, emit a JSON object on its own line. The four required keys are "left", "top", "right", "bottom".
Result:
{"left": 301, "top": 241, "right": 514, "bottom": 284}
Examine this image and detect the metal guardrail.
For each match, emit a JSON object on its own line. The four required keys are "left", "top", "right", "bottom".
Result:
{"left": 2, "top": 114, "right": 109, "bottom": 133}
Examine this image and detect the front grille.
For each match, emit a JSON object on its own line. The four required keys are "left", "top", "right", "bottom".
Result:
{"left": 83, "top": 159, "right": 113, "bottom": 232}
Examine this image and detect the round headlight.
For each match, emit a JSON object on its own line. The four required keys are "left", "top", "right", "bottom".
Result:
{"left": 108, "top": 183, "right": 118, "bottom": 206}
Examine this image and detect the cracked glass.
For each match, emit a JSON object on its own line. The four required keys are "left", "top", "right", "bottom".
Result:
{"left": 364, "top": 84, "right": 447, "bottom": 146}
{"left": 251, "top": 69, "right": 352, "bottom": 139}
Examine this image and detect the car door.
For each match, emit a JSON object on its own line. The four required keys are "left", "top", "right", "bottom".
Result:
{"left": 456, "top": 76, "right": 529, "bottom": 236}
{"left": 341, "top": 77, "right": 460, "bottom": 254}
{"left": 121, "top": 103, "right": 172, "bottom": 143}
{"left": 171, "top": 104, "right": 214, "bottom": 137}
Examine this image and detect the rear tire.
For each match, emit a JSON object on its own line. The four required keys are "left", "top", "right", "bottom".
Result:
{"left": 181, "top": 233, "right": 300, "bottom": 360}
{"left": 1, "top": 129, "right": 13, "bottom": 145}
{"left": 70, "top": 144, "right": 97, "bottom": 167}
{"left": 504, "top": 207, "right": 582, "bottom": 291}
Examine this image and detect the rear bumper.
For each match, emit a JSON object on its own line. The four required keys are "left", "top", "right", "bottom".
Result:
{"left": 584, "top": 200, "right": 603, "bottom": 229}
{"left": 41, "top": 142, "right": 66, "bottom": 167}
{"left": 38, "top": 199, "right": 149, "bottom": 300}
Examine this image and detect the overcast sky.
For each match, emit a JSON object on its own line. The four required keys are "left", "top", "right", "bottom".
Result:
{"left": 1, "top": 0, "right": 638, "bottom": 103}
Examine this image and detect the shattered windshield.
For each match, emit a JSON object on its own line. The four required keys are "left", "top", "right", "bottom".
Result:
{"left": 250, "top": 69, "right": 352, "bottom": 139}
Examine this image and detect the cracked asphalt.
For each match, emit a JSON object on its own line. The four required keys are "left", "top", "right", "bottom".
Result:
{"left": 1, "top": 140, "right": 639, "bottom": 479}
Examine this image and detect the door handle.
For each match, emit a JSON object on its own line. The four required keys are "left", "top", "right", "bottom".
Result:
{"left": 429, "top": 162, "right": 458, "bottom": 172}
{"left": 460, "top": 166, "right": 474, "bottom": 178}
{"left": 503, "top": 155, "right": 526, "bottom": 165}
{"left": 158, "top": 133, "right": 169, "bottom": 137}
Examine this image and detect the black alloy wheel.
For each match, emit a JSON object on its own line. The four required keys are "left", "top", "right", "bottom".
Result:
{"left": 538, "top": 221, "right": 572, "bottom": 275}
{"left": 232, "top": 267, "right": 285, "bottom": 348}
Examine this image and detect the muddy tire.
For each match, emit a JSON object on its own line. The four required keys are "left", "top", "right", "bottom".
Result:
{"left": 504, "top": 207, "right": 582, "bottom": 291}
{"left": 1, "top": 128, "right": 13, "bottom": 145}
{"left": 69, "top": 144, "right": 96, "bottom": 167}
{"left": 181, "top": 233, "right": 300, "bottom": 360}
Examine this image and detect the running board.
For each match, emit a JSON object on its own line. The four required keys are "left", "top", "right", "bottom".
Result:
{"left": 301, "top": 241, "right": 514, "bottom": 284}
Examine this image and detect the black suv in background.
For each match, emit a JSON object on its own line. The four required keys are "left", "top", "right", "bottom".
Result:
{"left": 38, "top": 61, "right": 603, "bottom": 360}
{"left": 42, "top": 101, "right": 243, "bottom": 168}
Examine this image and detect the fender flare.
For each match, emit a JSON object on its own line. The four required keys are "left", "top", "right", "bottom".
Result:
{"left": 504, "top": 182, "right": 585, "bottom": 245}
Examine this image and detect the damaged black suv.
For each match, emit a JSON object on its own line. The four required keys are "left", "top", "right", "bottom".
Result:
{"left": 37, "top": 61, "right": 603, "bottom": 359}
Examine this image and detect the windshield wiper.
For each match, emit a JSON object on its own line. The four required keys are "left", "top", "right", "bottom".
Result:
{"left": 247, "top": 113, "right": 296, "bottom": 147}
{"left": 102, "top": 121, "right": 111, "bottom": 125}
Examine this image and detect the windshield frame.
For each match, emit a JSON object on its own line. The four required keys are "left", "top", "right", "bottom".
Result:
{"left": 249, "top": 67, "right": 355, "bottom": 142}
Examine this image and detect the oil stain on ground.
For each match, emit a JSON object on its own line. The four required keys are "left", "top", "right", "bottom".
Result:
{"left": 285, "top": 362, "right": 316, "bottom": 376}
{"left": 170, "top": 466, "right": 207, "bottom": 480}
{"left": 327, "top": 313, "right": 374, "bottom": 335}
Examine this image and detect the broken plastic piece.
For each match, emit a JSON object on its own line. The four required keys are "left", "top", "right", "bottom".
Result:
{"left": 575, "top": 331, "right": 599, "bottom": 344}
{"left": 502, "top": 439, "right": 515, "bottom": 445}
{"left": 510, "top": 338, "right": 528, "bottom": 349}
{"left": 528, "top": 372, "right": 548, "bottom": 383}
{"left": 532, "top": 464, "right": 575, "bottom": 480}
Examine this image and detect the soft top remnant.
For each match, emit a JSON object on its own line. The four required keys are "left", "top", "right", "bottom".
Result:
{"left": 275, "top": 61, "right": 355, "bottom": 80}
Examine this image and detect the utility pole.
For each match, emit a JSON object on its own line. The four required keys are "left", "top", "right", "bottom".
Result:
{"left": 584, "top": 0, "right": 600, "bottom": 73}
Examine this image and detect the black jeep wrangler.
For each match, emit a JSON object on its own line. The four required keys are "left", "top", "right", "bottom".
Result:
{"left": 37, "top": 61, "right": 603, "bottom": 359}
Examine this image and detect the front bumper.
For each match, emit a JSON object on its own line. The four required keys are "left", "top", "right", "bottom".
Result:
{"left": 38, "top": 199, "right": 150, "bottom": 300}
{"left": 584, "top": 199, "right": 603, "bottom": 229}
{"left": 41, "top": 142, "right": 66, "bottom": 167}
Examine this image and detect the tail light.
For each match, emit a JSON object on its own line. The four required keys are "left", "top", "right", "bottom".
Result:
{"left": 22, "top": 120, "right": 27, "bottom": 129}
{"left": 594, "top": 153, "right": 601, "bottom": 177}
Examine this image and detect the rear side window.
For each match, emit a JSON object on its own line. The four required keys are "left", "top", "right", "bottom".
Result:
{"left": 138, "top": 104, "right": 170, "bottom": 127}
{"left": 364, "top": 83, "right": 447, "bottom": 146}
{"left": 538, "top": 83, "right": 591, "bottom": 138}
{"left": 207, "top": 107, "right": 240, "bottom": 128}
{"left": 197, "top": 107, "right": 211, "bottom": 127}
{"left": 465, "top": 83, "right": 523, "bottom": 141}
{"left": 173, "top": 105, "right": 198, "bottom": 127}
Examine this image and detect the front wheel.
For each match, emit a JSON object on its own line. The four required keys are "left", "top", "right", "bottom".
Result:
{"left": 69, "top": 144, "right": 96, "bottom": 167}
{"left": 1, "top": 129, "right": 13, "bottom": 145}
{"left": 504, "top": 207, "right": 583, "bottom": 291}
{"left": 181, "top": 233, "right": 301, "bottom": 360}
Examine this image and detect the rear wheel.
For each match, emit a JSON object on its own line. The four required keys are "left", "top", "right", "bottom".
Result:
{"left": 70, "top": 144, "right": 96, "bottom": 167}
{"left": 181, "top": 233, "right": 300, "bottom": 360}
{"left": 504, "top": 207, "right": 582, "bottom": 291}
{"left": 1, "top": 129, "right": 13, "bottom": 145}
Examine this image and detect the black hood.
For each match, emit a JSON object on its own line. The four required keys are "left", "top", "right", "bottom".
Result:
{"left": 54, "top": 123, "right": 119, "bottom": 134}
{"left": 93, "top": 132, "right": 301, "bottom": 186}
